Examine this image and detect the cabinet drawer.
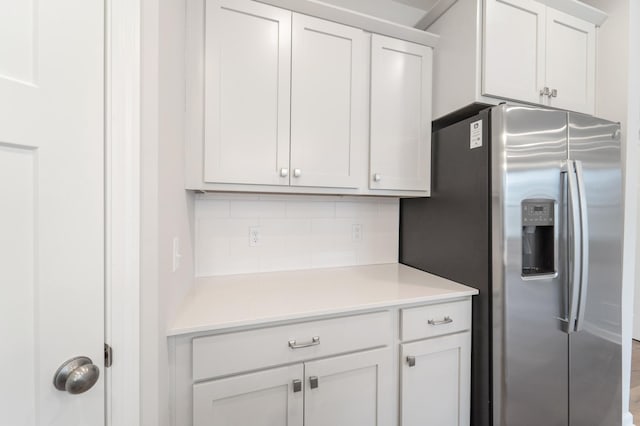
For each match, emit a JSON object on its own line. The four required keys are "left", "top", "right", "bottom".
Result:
{"left": 401, "top": 300, "right": 470, "bottom": 341}
{"left": 193, "top": 311, "right": 392, "bottom": 381}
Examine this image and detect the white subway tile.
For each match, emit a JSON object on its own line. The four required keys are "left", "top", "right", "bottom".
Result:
{"left": 311, "top": 249, "right": 358, "bottom": 268}
{"left": 378, "top": 199, "right": 400, "bottom": 220}
{"left": 286, "top": 201, "right": 335, "bottom": 218}
{"left": 230, "top": 200, "right": 286, "bottom": 218}
{"left": 195, "top": 196, "right": 400, "bottom": 276}
{"left": 195, "top": 199, "right": 230, "bottom": 219}
{"left": 260, "top": 252, "right": 312, "bottom": 272}
{"left": 335, "top": 201, "right": 379, "bottom": 218}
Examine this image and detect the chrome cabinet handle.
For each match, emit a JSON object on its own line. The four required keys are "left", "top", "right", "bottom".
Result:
{"left": 293, "top": 168, "right": 302, "bottom": 178}
{"left": 540, "top": 87, "right": 550, "bottom": 97}
{"left": 309, "top": 376, "right": 319, "bottom": 389}
{"left": 288, "top": 336, "right": 320, "bottom": 349}
{"left": 53, "top": 356, "right": 100, "bottom": 394}
{"left": 373, "top": 173, "right": 381, "bottom": 182}
{"left": 550, "top": 89, "right": 558, "bottom": 98}
{"left": 407, "top": 356, "right": 416, "bottom": 367}
{"left": 292, "top": 379, "right": 302, "bottom": 393}
{"left": 280, "top": 168, "right": 289, "bottom": 177}
{"left": 428, "top": 316, "right": 453, "bottom": 326}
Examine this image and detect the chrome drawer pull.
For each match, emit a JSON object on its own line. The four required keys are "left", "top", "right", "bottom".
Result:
{"left": 292, "top": 379, "right": 302, "bottom": 393}
{"left": 428, "top": 316, "right": 453, "bottom": 326}
{"left": 407, "top": 356, "right": 416, "bottom": 367}
{"left": 288, "top": 336, "right": 320, "bottom": 349}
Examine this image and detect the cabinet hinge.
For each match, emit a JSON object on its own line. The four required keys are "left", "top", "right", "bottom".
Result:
{"left": 104, "top": 343, "right": 113, "bottom": 368}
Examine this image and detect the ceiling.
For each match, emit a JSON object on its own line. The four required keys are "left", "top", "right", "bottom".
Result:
{"left": 317, "top": 0, "right": 441, "bottom": 27}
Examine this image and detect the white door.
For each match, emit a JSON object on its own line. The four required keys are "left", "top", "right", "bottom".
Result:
{"left": 290, "top": 14, "right": 366, "bottom": 189}
{"left": 400, "top": 333, "right": 471, "bottom": 426}
{"left": 304, "top": 348, "right": 393, "bottom": 426}
{"left": 0, "top": 0, "right": 104, "bottom": 425}
{"left": 483, "top": 0, "right": 546, "bottom": 105}
{"left": 204, "top": 0, "right": 291, "bottom": 186}
{"left": 193, "top": 364, "right": 304, "bottom": 426}
{"left": 545, "top": 8, "right": 595, "bottom": 114}
{"left": 370, "top": 35, "right": 432, "bottom": 192}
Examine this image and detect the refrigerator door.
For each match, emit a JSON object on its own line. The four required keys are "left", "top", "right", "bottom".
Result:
{"left": 491, "top": 105, "right": 569, "bottom": 426}
{"left": 567, "top": 114, "right": 622, "bottom": 426}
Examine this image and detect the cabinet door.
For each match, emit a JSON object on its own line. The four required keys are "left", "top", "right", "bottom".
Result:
{"left": 545, "top": 8, "right": 595, "bottom": 114}
{"left": 370, "top": 35, "right": 432, "bottom": 192}
{"left": 304, "top": 348, "right": 393, "bottom": 426}
{"left": 400, "top": 332, "right": 471, "bottom": 426}
{"left": 483, "top": 0, "right": 546, "bottom": 104}
{"left": 204, "top": 0, "right": 291, "bottom": 185}
{"left": 193, "top": 364, "right": 304, "bottom": 426}
{"left": 290, "top": 14, "right": 366, "bottom": 189}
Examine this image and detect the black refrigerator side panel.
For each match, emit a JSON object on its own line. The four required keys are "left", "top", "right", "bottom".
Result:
{"left": 399, "top": 109, "right": 492, "bottom": 426}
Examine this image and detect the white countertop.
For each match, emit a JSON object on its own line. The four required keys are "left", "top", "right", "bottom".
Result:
{"left": 168, "top": 263, "right": 478, "bottom": 336}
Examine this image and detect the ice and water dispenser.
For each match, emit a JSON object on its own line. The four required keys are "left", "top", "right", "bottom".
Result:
{"left": 521, "top": 199, "right": 555, "bottom": 276}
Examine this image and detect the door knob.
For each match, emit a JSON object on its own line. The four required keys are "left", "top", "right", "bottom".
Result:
{"left": 373, "top": 173, "right": 381, "bottom": 182}
{"left": 53, "top": 356, "right": 100, "bottom": 394}
{"left": 293, "top": 168, "right": 302, "bottom": 178}
{"left": 280, "top": 168, "right": 289, "bottom": 177}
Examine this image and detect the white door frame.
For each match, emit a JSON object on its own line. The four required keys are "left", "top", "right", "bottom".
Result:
{"left": 105, "top": 0, "right": 142, "bottom": 424}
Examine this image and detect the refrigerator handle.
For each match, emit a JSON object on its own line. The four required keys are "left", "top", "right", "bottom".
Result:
{"left": 574, "top": 160, "right": 589, "bottom": 332}
{"left": 565, "top": 160, "right": 582, "bottom": 334}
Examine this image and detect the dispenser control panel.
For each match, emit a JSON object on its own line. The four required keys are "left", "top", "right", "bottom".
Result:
{"left": 522, "top": 201, "right": 554, "bottom": 226}
{"left": 521, "top": 199, "right": 555, "bottom": 277}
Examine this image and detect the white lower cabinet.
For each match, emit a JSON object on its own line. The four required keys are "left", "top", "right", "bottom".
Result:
{"left": 173, "top": 299, "right": 473, "bottom": 426}
{"left": 400, "top": 333, "right": 471, "bottom": 426}
{"left": 193, "top": 364, "right": 304, "bottom": 426}
{"left": 305, "top": 348, "right": 392, "bottom": 426}
{"left": 193, "top": 348, "right": 392, "bottom": 426}
{"left": 400, "top": 299, "right": 472, "bottom": 426}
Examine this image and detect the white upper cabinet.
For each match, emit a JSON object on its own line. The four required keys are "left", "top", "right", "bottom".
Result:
{"left": 187, "top": 0, "right": 436, "bottom": 196}
{"left": 545, "top": 8, "right": 595, "bottom": 114}
{"left": 290, "top": 14, "right": 366, "bottom": 189}
{"left": 428, "top": 0, "right": 605, "bottom": 119}
{"left": 370, "top": 35, "right": 432, "bottom": 193}
{"left": 483, "top": 0, "right": 596, "bottom": 115}
{"left": 483, "top": 0, "right": 546, "bottom": 105}
{"left": 204, "top": 0, "right": 291, "bottom": 186}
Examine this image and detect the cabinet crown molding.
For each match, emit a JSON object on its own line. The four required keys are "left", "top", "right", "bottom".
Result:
{"left": 255, "top": 0, "right": 440, "bottom": 46}
{"left": 533, "top": 0, "right": 607, "bottom": 26}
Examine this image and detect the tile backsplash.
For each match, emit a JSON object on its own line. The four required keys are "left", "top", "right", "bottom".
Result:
{"left": 195, "top": 193, "right": 399, "bottom": 276}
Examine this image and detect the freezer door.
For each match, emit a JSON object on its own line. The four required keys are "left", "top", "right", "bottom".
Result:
{"left": 491, "top": 105, "right": 569, "bottom": 426}
{"left": 568, "top": 114, "right": 622, "bottom": 426}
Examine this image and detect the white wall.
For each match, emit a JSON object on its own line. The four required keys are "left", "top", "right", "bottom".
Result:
{"left": 195, "top": 194, "right": 399, "bottom": 276}
{"left": 140, "top": 0, "right": 160, "bottom": 424}
{"left": 141, "top": 0, "right": 196, "bottom": 425}
{"left": 581, "top": 1, "right": 639, "bottom": 424}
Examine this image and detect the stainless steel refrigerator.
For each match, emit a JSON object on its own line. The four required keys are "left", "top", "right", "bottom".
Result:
{"left": 400, "top": 104, "right": 622, "bottom": 426}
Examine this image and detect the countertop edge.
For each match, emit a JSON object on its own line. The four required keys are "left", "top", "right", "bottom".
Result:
{"left": 167, "top": 289, "right": 477, "bottom": 337}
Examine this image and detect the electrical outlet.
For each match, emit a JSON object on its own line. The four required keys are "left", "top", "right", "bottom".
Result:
{"left": 249, "top": 226, "right": 261, "bottom": 247}
{"left": 352, "top": 224, "right": 362, "bottom": 242}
